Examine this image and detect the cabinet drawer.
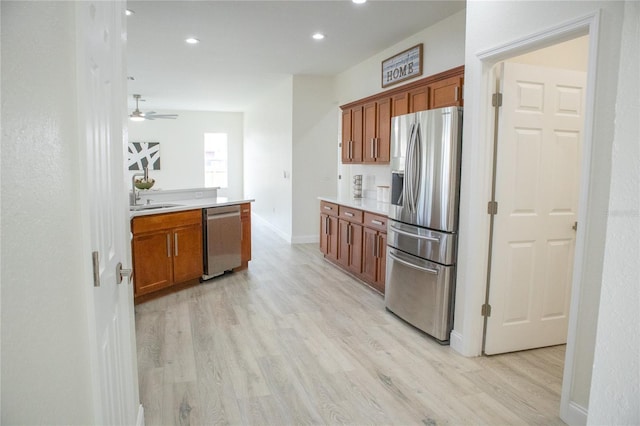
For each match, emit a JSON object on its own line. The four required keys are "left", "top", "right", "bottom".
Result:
{"left": 132, "top": 209, "right": 202, "bottom": 234}
{"left": 338, "top": 206, "right": 363, "bottom": 223}
{"left": 320, "top": 201, "right": 339, "bottom": 217}
{"left": 364, "top": 212, "right": 388, "bottom": 232}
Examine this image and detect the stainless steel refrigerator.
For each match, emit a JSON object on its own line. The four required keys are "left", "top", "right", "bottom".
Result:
{"left": 385, "top": 106, "right": 463, "bottom": 343}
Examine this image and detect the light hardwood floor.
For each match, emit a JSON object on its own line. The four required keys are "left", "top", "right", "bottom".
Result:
{"left": 135, "top": 219, "right": 566, "bottom": 425}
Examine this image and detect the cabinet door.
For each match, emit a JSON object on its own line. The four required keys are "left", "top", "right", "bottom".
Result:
{"left": 341, "top": 106, "right": 363, "bottom": 163}
{"left": 375, "top": 232, "right": 387, "bottom": 294}
{"left": 362, "top": 227, "right": 378, "bottom": 283}
{"left": 429, "top": 75, "right": 463, "bottom": 109}
{"left": 337, "top": 219, "right": 351, "bottom": 269}
{"left": 132, "top": 230, "right": 173, "bottom": 296}
{"left": 363, "top": 101, "right": 377, "bottom": 163}
{"left": 172, "top": 224, "right": 203, "bottom": 283}
{"left": 375, "top": 97, "right": 391, "bottom": 163}
{"left": 349, "top": 222, "right": 363, "bottom": 274}
{"left": 350, "top": 106, "right": 363, "bottom": 162}
{"left": 341, "top": 109, "right": 352, "bottom": 163}
{"left": 320, "top": 214, "right": 339, "bottom": 261}
{"left": 409, "top": 86, "right": 429, "bottom": 112}
{"left": 240, "top": 204, "right": 252, "bottom": 264}
{"left": 392, "top": 92, "right": 409, "bottom": 117}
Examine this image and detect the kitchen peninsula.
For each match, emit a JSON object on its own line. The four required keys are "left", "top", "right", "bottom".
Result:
{"left": 130, "top": 189, "right": 254, "bottom": 304}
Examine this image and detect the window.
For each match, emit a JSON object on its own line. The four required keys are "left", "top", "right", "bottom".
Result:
{"left": 204, "top": 133, "right": 228, "bottom": 188}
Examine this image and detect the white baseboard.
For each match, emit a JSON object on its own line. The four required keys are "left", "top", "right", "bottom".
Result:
{"left": 291, "top": 235, "right": 319, "bottom": 244}
{"left": 449, "top": 330, "right": 464, "bottom": 355}
{"left": 561, "top": 400, "right": 588, "bottom": 426}
{"left": 252, "top": 213, "right": 291, "bottom": 243}
{"left": 136, "top": 404, "right": 145, "bottom": 426}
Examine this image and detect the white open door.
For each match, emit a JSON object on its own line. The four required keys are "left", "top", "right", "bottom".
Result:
{"left": 76, "top": 2, "right": 140, "bottom": 423}
{"left": 485, "top": 62, "right": 586, "bottom": 355}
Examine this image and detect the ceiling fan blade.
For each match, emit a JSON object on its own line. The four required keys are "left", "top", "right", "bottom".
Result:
{"left": 147, "top": 114, "right": 178, "bottom": 119}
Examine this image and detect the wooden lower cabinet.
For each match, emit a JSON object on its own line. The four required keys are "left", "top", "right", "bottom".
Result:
{"left": 320, "top": 213, "right": 338, "bottom": 261}
{"left": 338, "top": 219, "right": 363, "bottom": 274}
{"left": 132, "top": 209, "right": 203, "bottom": 300}
{"left": 319, "top": 202, "right": 388, "bottom": 294}
{"left": 236, "top": 203, "right": 252, "bottom": 270}
{"left": 362, "top": 212, "right": 388, "bottom": 294}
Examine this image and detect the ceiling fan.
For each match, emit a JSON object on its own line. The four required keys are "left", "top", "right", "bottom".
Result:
{"left": 129, "top": 94, "right": 178, "bottom": 121}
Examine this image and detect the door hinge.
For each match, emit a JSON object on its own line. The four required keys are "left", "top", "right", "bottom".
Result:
{"left": 92, "top": 251, "right": 100, "bottom": 287}
{"left": 487, "top": 201, "right": 498, "bottom": 215}
{"left": 481, "top": 303, "right": 492, "bottom": 317}
{"left": 492, "top": 93, "right": 503, "bottom": 107}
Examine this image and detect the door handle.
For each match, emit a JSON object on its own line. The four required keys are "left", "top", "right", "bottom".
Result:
{"left": 116, "top": 262, "right": 132, "bottom": 284}
{"left": 389, "top": 224, "right": 440, "bottom": 242}
{"left": 388, "top": 251, "right": 438, "bottom": 274}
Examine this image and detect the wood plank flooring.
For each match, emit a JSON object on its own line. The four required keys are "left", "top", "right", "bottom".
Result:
{"left": 135, "top": 219, "right": 566, "bottom": 425}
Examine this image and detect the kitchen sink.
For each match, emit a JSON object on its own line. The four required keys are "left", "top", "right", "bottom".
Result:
{"left": 129, "top": 203, "right": 184, "bottom": 211}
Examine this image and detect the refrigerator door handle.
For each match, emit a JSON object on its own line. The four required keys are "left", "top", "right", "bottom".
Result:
{"left": 389, "top": 224, "right": 440, "bottom": 242}
{"left": 388, "top": 251, "right": 438, "bottom": 274}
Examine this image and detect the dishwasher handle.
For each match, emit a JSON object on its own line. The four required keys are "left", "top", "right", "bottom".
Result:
{"left": 207, "top": 211, "right": 240, "bottom": 220}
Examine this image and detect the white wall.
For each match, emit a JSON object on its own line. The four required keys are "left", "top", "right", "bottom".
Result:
{"left": 128, "top": 110, "right": 244, "bottom": 198}
{"left": 1, "top": 2, "right": 94, "bottom": 422}
{"left": 244, "top": 77, "right": 294, "bottom": 240}
{"left": 588, "top": 1, "right": 639, "bottom": 423}
{"left": 292, "top": 75, "right": 338, "bottom": 243}
{"left": 510, "top": 35, "right": 589, "bottom": 71}
{"left": 456, "top": 0, "right": 626, "bottom": 419}
{"left": 335, "top": 9, "right": 466, "bottom": 199}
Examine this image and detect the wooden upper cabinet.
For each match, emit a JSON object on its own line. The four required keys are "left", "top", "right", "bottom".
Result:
{"left": 362, "top": 98, "right": 391, "bottom": 163}
{"left": 392, "top": 92, "right": 409, "bottom": 117}
{"left": 340, "top": 66, "right": 464, "bottom": 164}
{"left": 341, "top": 106, "right": 363, "bottom": 163}
{"left": 409, "top": 86, "right": 429, "bottom": 113}
{"left": 428, "top": 75, "right": 464, "bottom": 109}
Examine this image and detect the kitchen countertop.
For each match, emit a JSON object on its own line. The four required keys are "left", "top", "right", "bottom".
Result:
{"left": 317, "top": 196, "right": 391, "bottom": 216}
{"left": 129, "top": 197, "right": 254, "bottom": 218}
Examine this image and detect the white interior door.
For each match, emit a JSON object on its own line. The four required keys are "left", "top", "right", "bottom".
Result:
{"left": 76, "top": 2, "right": 139, "bottom": 423}
{"left": 485, "top": 62, "right": 586, "bottom": 355}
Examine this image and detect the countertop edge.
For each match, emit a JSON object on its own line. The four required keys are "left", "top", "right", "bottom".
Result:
{"left": 130, "top": 198, "right": 255, "bottom": 218}
{"left": 318, "top": 196, "right": 390, "bottom": 216}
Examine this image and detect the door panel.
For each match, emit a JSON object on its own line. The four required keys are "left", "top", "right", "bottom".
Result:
{"left": 485, "top": 62, "right": 586, "bottom": 355}
{"left": 76, "top": 1, "right": 139, "bottom": 423}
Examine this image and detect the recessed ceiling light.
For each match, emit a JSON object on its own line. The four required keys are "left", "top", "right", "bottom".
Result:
{"left": 125, "top": 9, "right": 134, "bottom": 16}
{"left": 185, "top": 37, "right": 200, "bottom": 44}
{"left": 312, "top": 33, "right": 325, "bottom": 40}
{"left": 352, "top": 0, "right": 367, "bottom": 4}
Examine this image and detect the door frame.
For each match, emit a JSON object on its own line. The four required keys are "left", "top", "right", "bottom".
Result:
{"left": 475, "top": 11, "right": 600, "bottom": 426}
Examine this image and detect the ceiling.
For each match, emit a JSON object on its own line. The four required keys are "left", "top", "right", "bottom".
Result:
{"left": 126, "top": 0, "right": 466, "bottom": 112}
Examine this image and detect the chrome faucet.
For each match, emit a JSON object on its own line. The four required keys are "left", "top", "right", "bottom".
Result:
{"left": 131, "top": 167, "right": 148, "bottom": 206}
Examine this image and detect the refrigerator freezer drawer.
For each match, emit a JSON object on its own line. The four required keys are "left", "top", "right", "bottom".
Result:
{"left": 387, "top": 220, "right": 456, "bottom": 265}
{"left": 385, "top": 247, "right": 455, "bottom": 342}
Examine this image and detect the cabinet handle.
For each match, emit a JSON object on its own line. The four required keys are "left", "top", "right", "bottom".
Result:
{"left": 345, "top": 211, "right": 354, "bottom": 217}
{"left": 347, "top": 224, "right": 352, "bottom": 245}
{"left": 372, "top": 220, "right": 384, "bottom": 226}
{"left": 174, "top": 233, "right": 179, "bottom": 256}
{"left": 370, "top": 138, "right": 375, "bottom": 158}
{"left": 374, "top": 138, "right": 379, "bottom": 159}
{"left": 166, "top": 234, "right": 171, "bottom": 258}
{"left": 324, "top": 205, "right": 332, "bottom": 211}
{"left": 325, "top": 216, "right": 329, "bottom": 235}
{"left": 455, "top": 86, "right": 459, "bottom": 102}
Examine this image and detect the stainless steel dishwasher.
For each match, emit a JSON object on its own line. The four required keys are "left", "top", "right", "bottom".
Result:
{"left": 202, "top": 205, "right": 241, "bottom": 280}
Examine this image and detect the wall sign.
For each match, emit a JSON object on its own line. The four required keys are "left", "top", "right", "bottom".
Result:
{"left": 128, "top": 142, "right": 161, "bottom": 170}
{"left": 381, "top": 44, "right": 423, "bottom": 88}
